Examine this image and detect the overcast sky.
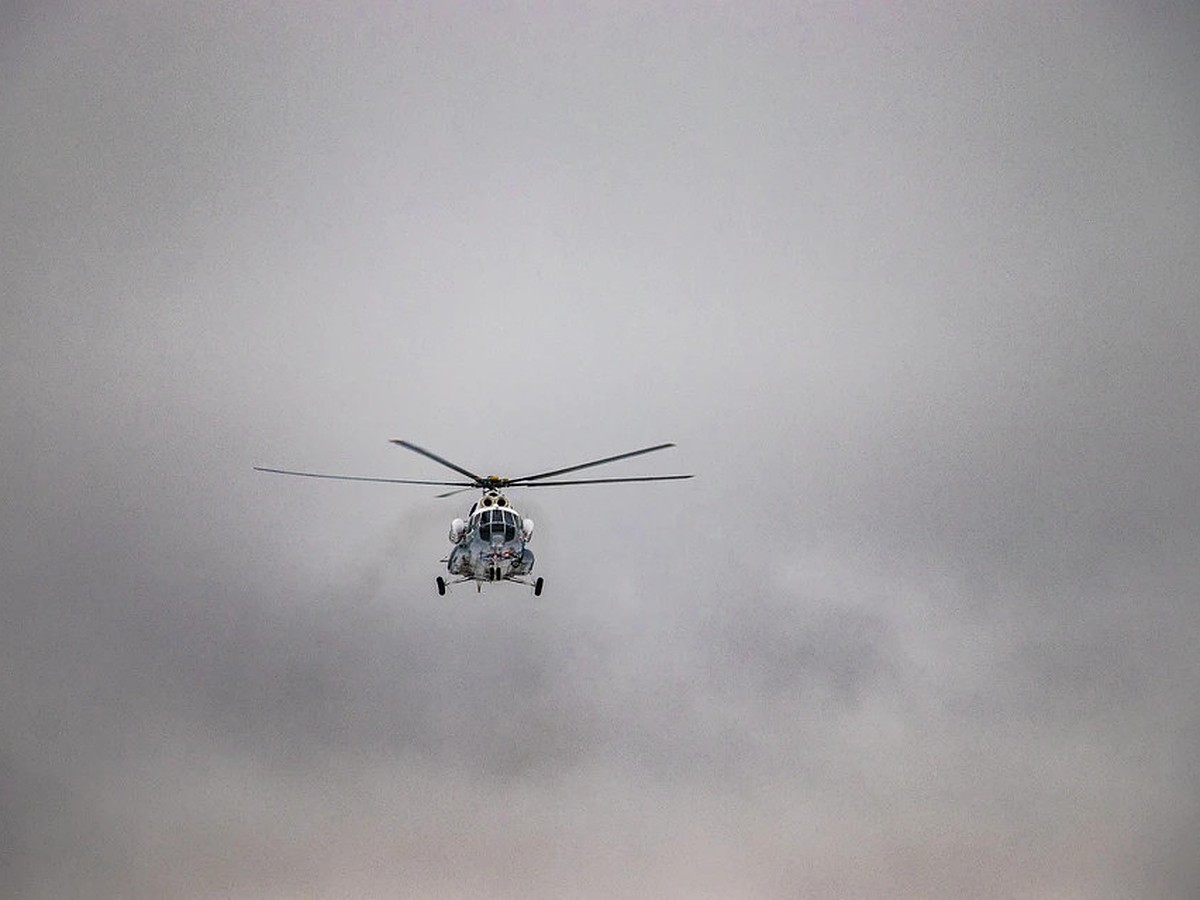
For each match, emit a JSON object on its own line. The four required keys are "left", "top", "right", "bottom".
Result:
{"left": 3, "top": 2, "right": 1198, "bottom": 897}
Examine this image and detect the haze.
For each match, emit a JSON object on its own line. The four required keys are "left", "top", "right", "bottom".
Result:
{"left": 3, "top": 2, "right": 1198, "bottom": 897}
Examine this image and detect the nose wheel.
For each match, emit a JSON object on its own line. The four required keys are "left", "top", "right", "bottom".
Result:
{"left": 436, "top": 576, "right": 446, "bottom": 596}
{"left": 534, "top": 577, "right": 544, "bottom": 597}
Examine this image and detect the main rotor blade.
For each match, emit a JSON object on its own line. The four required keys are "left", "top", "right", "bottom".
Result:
{"left": 513, "top": 474, "right": 694, "bottom": 487}
{"left": 512, "top": 443, "right": 679, "bottom": 484}
{"left": 390, "top": 440, "right": 485, "bottom": 484}
{"left": 435, "top": 486, "right": 477, "bottom": 499}
{"left": 254, "top": 466, "right": 473, "bottom": 488}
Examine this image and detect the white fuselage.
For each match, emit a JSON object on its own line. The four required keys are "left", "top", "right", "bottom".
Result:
{"left": 447, "top": 493, "right": 534, "bottom": 583}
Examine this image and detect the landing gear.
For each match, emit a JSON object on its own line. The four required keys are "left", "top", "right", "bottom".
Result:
{"left": 534, "top": 577, "right": 544, "bottom": 597}
{"left": 436, "top": 576, "right": 446, "bottom": 596}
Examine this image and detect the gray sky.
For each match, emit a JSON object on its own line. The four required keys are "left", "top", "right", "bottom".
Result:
{"left": 3, "top": 2, "right": 1198, "bottom": 897}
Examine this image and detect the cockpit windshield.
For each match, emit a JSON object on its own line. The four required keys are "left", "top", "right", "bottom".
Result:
{"left": 477, "top": 508, "right": 518, "bottom": 542}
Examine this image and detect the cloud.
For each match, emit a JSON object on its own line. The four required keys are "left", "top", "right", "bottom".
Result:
{"left": 3, "top": 1, "right": 1198, "bottom": 896}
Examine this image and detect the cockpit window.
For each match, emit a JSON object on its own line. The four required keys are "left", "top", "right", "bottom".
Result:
{"left": 477, "top": 508, "right": 518, "bottom": 542}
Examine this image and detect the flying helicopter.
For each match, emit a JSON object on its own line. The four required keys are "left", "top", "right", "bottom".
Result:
{"left": 255, "top": 440, "right": 692, "bottom": 595}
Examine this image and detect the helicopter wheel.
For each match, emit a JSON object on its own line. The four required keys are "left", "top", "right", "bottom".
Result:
{"left": 534, "top": 577, "right": 544, "bottom": 597}
{"left": 436, "top": 576, "right": 446, "bottom": 596}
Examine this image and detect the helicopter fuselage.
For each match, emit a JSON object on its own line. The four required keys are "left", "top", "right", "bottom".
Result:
{"left": 446, "top": 491, "right": 535, "bottom": 584}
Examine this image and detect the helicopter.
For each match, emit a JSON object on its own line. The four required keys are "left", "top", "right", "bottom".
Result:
{"left": 255, "top": 440, "right": 692, "bottom": 595}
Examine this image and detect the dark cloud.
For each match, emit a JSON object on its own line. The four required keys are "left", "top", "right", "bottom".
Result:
{"left": 4, "top": 1, "right": 1199, "bottom": 896}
